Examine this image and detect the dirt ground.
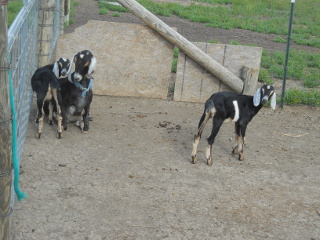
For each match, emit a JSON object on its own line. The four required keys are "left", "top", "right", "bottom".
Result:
{"left": 12, "top": 0, "right": 320, "bottom": 239}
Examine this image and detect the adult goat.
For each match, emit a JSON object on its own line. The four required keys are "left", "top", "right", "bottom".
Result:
{"left": 191, "top": 83, "right": 276, "bottom": 165}
{"left": 31, "top": 58, "right": 70, "bottom": 139}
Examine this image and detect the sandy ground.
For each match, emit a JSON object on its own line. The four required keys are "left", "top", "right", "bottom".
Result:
{"left": 11, "top": 0, "right": 320, "bottom": 239}
{"left": 12, "top": 95, "right": 320, "bottom": 240}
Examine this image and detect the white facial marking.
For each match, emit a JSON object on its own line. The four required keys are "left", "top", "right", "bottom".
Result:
{"left": 267, "top": 86, "right": 270, "bottom": 89}
{"left": 232, "top": 100, "right": 240, "bottom": 122}
{"left": 80, "top": 54, "right": 84, "bottom": 59}
{"left": 74, "top": 72, "right": 83, "bottom": 81}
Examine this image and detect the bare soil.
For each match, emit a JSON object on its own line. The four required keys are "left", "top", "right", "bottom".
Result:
{"left": 12, "top": 1, "right": 320, "bottom": 239}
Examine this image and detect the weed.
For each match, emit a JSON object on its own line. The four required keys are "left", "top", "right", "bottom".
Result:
{"left": 284, "top": 89, "right": 320, "bottom": 106}
{"left": 273, "top": 36, "right": 286, "bottom": 43}
{"left": 99, "top": 8, "right": 108, "bottom": 15}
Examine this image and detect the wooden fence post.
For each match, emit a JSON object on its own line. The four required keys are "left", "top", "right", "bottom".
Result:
{"left": 60, "top": 0, "right": 64, "bottom": 35}
{"left": 0, "top": 1, "right": 13, "bottom": 239}
{"left": 241, "top": 66, "right": 259, "bottom": 95}
{"left": 116, "top": 0, "right": 244, "bottom": 93}
{"left": 37, "top": 0, "right": 56, "bottom": 67}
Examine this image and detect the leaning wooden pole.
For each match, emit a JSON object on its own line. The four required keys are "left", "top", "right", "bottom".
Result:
{"left": 0, "top": 1, "right": 13, "bottom": 239}
{"left": 116, "top": 0, "right": 244, "bottom": 93}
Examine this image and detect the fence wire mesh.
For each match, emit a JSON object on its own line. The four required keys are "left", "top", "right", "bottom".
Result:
{"left": 8, "top": 0, "right": 61, "bottom": 208}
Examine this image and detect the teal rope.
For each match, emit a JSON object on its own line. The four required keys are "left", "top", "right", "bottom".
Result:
{"left": 8, "top": 66, "right": 27, "bottom": 201}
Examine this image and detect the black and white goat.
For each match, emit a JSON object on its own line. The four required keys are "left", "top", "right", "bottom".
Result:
{"left": 59, "top": 50, "right": 96, "bottom": 133}
{"left": 191, "top": 83, "right": 276, "bottom": 165}
{"left": 31, "top": 58, "right": 70, "bottom": 139}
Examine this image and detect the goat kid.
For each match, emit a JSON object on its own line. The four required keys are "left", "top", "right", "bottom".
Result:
{"left": 191, "top": 83, "right": 276, "bottom": 165}
{"left": 59, "top": 50, "right": 96, "bottom": 133}
{"left": 31, "top": 58, "right": 70, "bottom": 139}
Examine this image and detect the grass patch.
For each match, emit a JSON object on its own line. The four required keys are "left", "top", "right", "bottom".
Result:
{"left": 8, "top": 0, "right": 24, "bottom": 27}
{"left": 273, "top": 36, "right": 286, "bottom": 43}
{"left": 260, "top": 50, "right": 320, "bottom": 87}
{"left": 99, "top": 8, "right": 108, "bottom": 15}
{"left": 98, "top": 0, "right": 320, "bottom": 49}
{"left": 171, "top": 47, "right": 179, "bottom": 73}
{"left": 284, "top": 88, "right": 320, "bottom": 106}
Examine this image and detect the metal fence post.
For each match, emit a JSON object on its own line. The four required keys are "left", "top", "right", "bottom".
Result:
{"left": 0, "top": 1, "right": 13, "bottom": 239}
{"left": 281, "top": 0, "right": 295, "bottom": 108}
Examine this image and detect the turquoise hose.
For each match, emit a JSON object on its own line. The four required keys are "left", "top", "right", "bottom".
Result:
{"left": 8, "top": 66, "right": 27, "bottom": 201}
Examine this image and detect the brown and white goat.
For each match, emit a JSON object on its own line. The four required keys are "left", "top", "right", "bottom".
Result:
{"left": 31, "top": 58, "right": 70, "bottom": 139}
{"left": 191, "top": 83, "right": 276, "bottom": 165}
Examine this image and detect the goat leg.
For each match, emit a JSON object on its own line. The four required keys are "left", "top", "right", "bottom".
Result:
{"left": 191, "top": 134, "right": 200, "bottom": 164}
{"left": 56, "top": 112, "right": 63, "bottom": 139}
{"left": 206, "top": 144, "right": 213, "bottom": 166}
{"left": 36, "top": 115, "right": 44, "bottom": 139}
{"left": 48, "top": 101, "right": 53, "bottom": 125}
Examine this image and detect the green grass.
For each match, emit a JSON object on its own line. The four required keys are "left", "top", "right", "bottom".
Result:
{"left": 8, "top": 0, "right": 23, "bottom": 27}
{"left": 99, "top": 0, "right": 320, "bottom": 48}
{"left": 284, "top": 88, "right": 320, "bottom": 106}
{"left": 260, "top": 50, "right": 320, "bottom": 87}
{"left": 171, "top": 47, "right": 179, "bottom": 73}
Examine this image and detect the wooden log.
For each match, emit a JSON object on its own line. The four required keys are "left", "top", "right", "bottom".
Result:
{"left": 116, "top": 0, "right": 244, "bottom": 93}
{"left": 241, "top": 66, "right": 259, "bottom": 95}
{"left": 0, "top": 3, "right": 13, "bottom": 239}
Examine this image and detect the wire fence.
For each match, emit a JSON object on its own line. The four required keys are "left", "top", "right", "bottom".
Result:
{"left": 8, "top": 0, "right": 61, "bottom": 211}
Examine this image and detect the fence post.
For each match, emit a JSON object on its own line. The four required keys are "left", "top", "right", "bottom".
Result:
{"left": 0, "top": 1, "right": 13, "bottom": 239}
{"left": 37, "top": 0, "right": 56, "bottom": 67}
{"left": 281, "top": 0, "right": 295, "bottom": 108}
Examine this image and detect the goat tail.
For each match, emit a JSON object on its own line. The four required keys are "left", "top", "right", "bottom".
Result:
{"left": 204, "top": 98, "right": 215, "bottom": 114}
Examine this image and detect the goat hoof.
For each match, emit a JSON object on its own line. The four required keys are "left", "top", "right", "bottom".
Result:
{"left": 238, "top": 155, "right": 244, "bottom": 161}
{"left": 232, "top": 147, "right": 239, "bottom": 155}
{"left": 207, "top": 159, "right": 213, "bottom": 166}
{"left": 56, "top": 132, "right": 62, "bottom": 139}
{"left": 35, "top": 132, "right": 41, "bottom": 139}
{"left": 191, "top": 156, "right": 198, "bottom": 164}
{"left": 49, "top": 121, "right": 53, "bottom": 125}
{"left": 82, "top": 131, "right": 88, "bottom": 134}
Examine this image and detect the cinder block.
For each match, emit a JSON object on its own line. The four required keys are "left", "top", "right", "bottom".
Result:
{"left": 56, "top": 20, "right": 174, "bottom": 99}
{"left": 174, "top": 43, "right": 263, "bottom": 103}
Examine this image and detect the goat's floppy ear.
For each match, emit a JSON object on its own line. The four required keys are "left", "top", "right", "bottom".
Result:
{"left": 88, "top": 56, "right": 96, "bottom": 76}
{"left": 53, "top": 62, "right": 59, "bottom": 78}
{"left": 66, "top": 53, "right": 77, "bottom": 76}
{"left": 270, "top": 92, "right": 276, "bottom": 110}
{"left": 253, "top": 88, "right": 261, "bottom": 106}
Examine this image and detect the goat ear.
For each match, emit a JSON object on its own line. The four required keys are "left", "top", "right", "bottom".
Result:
{"left": 53, "top": 62, "right": 59, "bottom": 78}
{"left": 253, "top": 88, "right": 261, "bottom": 106}
{"left": 66, "top": 54, "right": 76, "bottom": 76}
{"left": 88, "top": 56, "right": 96, "bottom": 76}
{"left": 270, "top": 92, "right": 276, "bottom": 110}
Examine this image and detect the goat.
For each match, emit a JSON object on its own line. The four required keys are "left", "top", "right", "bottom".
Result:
{"left": 59, "top": 50, "right": 96, "bottom": 133}
{"left": 31, "top": 58, "right": 70, "bottom": 139}
{"left": 191, "top": 83, "right": 276, "bottom": 165}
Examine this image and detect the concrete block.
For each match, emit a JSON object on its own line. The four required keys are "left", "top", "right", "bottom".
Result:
{"left": 56, "top": 20, "right": 174, "bottom": 99}
{"left": 174, "top": 43, "right": 263, "bottom": 103}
